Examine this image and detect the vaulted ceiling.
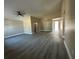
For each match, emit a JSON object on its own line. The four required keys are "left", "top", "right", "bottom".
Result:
{"left": 4, "top": 0, "right": 62, "bottom": 19}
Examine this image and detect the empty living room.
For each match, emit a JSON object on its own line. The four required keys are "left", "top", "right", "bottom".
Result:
{"left": 4, "top": 0, "right": 75, "bottom": 59}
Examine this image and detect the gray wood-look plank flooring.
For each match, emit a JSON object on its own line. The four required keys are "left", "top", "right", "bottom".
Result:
{"left": 4, "top": 32, "right": 69, "bottom": 59}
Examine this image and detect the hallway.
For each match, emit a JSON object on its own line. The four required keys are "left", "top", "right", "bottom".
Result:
{"left": 5, "top": 32, "right": 69, "bottom": 59}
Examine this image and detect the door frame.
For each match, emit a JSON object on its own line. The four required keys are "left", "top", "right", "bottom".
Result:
{"left": 52, "top": 20, "right": 61, "bottom": 32}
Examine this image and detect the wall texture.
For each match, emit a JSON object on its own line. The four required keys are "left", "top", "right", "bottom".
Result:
{"left": 4, "top": 18, "right": 24, "bottom": 38}
{"left": 62, "top": 0, "right": 75, "bottom": 59}
{"left": 22, "top": 16, "right": 32, "bottom": 34}
{"left": 40, "top": 18, "right": 52, "bottom": 31}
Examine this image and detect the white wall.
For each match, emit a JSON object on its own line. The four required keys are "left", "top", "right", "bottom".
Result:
{"left": 4, "top": 15, "right": 33, "bottom": 38}
{"left": 4, "top": 18, "right": 24, "bottom": 38}
{"left": 62, "top": 0, "right": 75, "bottom": 59}
{"left": 22, "top": 15, "right": 32, "bottom": 34}
{"left": 40, "top": 18, "right": 52, "bottom": 31}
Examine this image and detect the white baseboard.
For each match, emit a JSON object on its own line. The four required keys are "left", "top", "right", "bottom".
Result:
{"left": 4, "top": 33, "right": 24, "bottom": 38}
{"left": 64, "top": 41, "right": 72, "bottom": 59}
{"left": 24, "top": 32, "right": 32, "bottom": 34}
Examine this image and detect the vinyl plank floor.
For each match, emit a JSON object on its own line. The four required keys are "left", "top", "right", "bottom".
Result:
{"left": 4, "top": 32, "right": 69, "bottom": 59}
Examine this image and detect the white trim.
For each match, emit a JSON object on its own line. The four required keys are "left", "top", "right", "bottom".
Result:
{"left": 4, "top": 33, "right": 24, "bottom": 38}
{"left": 4, "top": 32, "right": 33, "bottom": 38}
{"left": 24, "top": 32, "right": 32, "bottom": 34}
{"left": 64, "top": 40, "right": 72, "bottom": 59}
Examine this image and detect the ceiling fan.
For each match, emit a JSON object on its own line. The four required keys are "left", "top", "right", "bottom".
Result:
{"left": 16, "top": 10, "right": 26, "bottom": 16}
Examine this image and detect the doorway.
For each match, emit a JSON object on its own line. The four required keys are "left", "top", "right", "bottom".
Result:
{"left": 33, "top": 22, "right": 38, "bottom": 33}
{"left": 54, "top": 21, "right": 59, "bottom": 31}
{"left": 52, "top": 20, "right": 60, "bottom": 32}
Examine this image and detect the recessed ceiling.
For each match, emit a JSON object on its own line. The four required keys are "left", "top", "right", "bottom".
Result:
{"left": 4, "top": 0, "right": 62, "bottom": 18}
